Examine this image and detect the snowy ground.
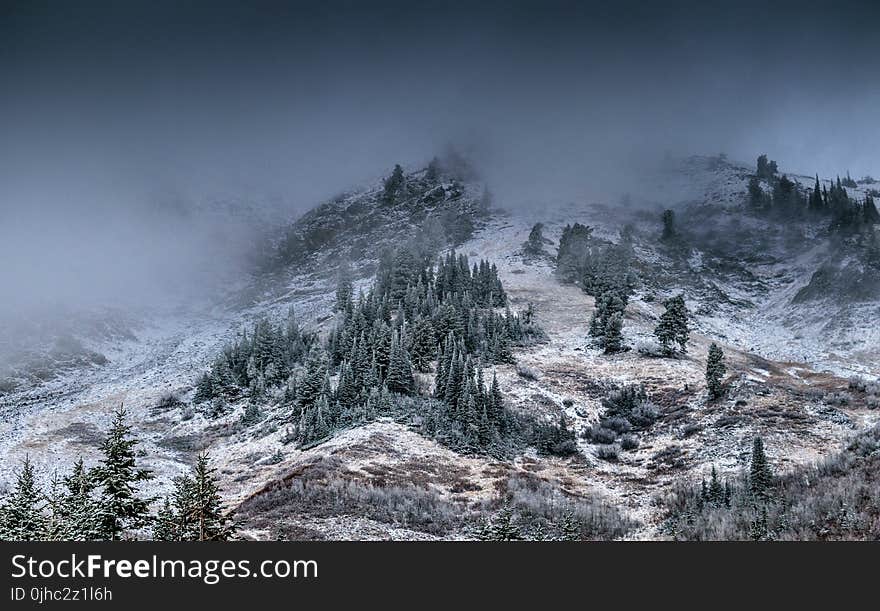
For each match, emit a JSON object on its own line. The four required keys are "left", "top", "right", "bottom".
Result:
{"left": 2, "top": 156, "right": 878, "bottom": 539}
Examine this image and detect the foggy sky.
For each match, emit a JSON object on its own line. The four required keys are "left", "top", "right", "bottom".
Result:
{"left": 2, "top": 0, "right": 879, "bottom": 316}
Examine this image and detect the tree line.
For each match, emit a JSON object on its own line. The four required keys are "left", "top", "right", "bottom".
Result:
{"left": 0, "top": 407, "right": 234, "bottom": 541}
{"left": 748, "top": 154, "right": 879, "bottom": 234}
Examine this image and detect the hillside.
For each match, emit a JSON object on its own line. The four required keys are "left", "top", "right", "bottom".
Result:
{"left": 1, "top": 154, "right": 878, "bottom": 541}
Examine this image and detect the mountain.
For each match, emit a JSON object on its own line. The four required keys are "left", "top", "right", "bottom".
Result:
{"left": 2, "top": 153, "right": 879, "bottom": 541}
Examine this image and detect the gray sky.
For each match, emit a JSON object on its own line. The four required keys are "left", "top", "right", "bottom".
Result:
{"left": 1, "top": 0, "right": 878, "bottom": 315}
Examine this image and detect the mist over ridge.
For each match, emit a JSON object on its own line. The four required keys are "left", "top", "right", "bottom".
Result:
{"left": 2, "top": 0, "right": 878, "bottom": 318}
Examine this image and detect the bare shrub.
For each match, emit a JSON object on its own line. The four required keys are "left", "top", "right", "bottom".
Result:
{"left": 499, "top": 473, "right": 637, "bottom": 540}
{"left": 597, "top": 444, "right": 621, "bottom": 461}
{"left": 637, "top": 340, "right": 666, "bottom": 357}
{"left": 620, "top": 434, "right": 640, "bottom": 450}
{"left": 825, "top": 391, "right": 852, "bottom": 406}
{"left": 583, "top": 425, "right": 617, "bottom": 444}
{"left": 237, "top": 458, "right": 468, "bottom": 536}
{"left": 516, "top": 363, "right": 540, "bottom": 381}
{"left": 601, "top": 416, "right": 632, "bottom": 434}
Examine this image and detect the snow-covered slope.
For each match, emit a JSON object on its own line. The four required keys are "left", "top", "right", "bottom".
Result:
{"left": 1, "top": 155, "right": 878, "bottom": 539}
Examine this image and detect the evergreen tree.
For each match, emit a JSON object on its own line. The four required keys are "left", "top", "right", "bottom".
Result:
{"left": 191, "top": 453, "right": 235, "bottom": 541}
{"left": 589, "top": 291, "right": 626, "bottom": 343}
{"left": 0, "top": 457, "right": 46, "bottom": 541}
{"left": 385, "top": 330, "right": 415, "bottom": 394}
{"left": 408, "top": 317, "right": 436, "bottom": 372}
{"left": 808, "top": 175, "right": 824, "bottom": 214}
{"left": 705, "top": 342, "right": 726, "bottom": 400}
{"left": 42, "top": 472, "right": 66, "bottom": 541}
{"left": 748, "top": 176, "right": 765, "bottom": 208}
{"left": 707, "top": 465, "right": 724, "bottom": 507}
{"left": 654, "top": 295, "right": 690, "bottom": 355}
{"left": 57, "top": 457, "right": 105, "bottom": 541}
{"left": 749, "top": 437, "right": 773, "bottom": 501}
{"left": 383, "top": 164, "right": 405, "bottom": 203}
{"left": 523, "top": 222, "right": 547, "bottom": 257}
{"left": 296, "top": 347, "right": 329, "bottom": 410}
{"left": 478, "top": 506, "right": 522, "bottom": 541}
{"left": 863, "top": 194, "right": 880, "bottom": 224}
{"left": 489, "top": 370, "right": 504, "bottom": 424}
{"left": 152, "top": 497, "right": 178, "bottom": 541}
{"left": 156, "top": 474, "right": 198, "bottom": 541}
{"left": 756, "top": 154, "right": 777, "bottom": 180}
{"left": 603, "top": 311, "right": 624, "bottom": 354}
{"left": 93, "top": 407, "right": 153, "bottom": 540}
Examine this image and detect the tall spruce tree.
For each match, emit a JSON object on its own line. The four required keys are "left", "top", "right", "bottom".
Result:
{"left": 705, "top": 342, "right": 726, "bottom": 400}
{"left": 93, "top": 407, "right": 153, "bottom": 539}
{"left": 408, "top": 317, "right": 436, "bottom": 372}
{"left": 603, "top": 312, "right": 624, "bottom": 354}
{"left": 0, "top": 457, "right": 46, "bottom": 541}
{"left": 524, "top": 223, "right": 547, "bottom": 257}
{"left": 383, "top": 164, "right": 405, "bottom": 203}
{"left": 749, "top": 437, "right": 773, "bottom": 501}
{"left": 707, "top": 466, "right": 724, "bottom": 507}
{"left": 191, "top": 453, "right": 235, "bottom": 541}
{"left": 385, "top": 329, "right": 415, "bottom": 394}
{"left": 57, "top": 457, "right": 106, "bottom": 541}
{"left": 654, "top": 294, "right": 690, "bottom": 355}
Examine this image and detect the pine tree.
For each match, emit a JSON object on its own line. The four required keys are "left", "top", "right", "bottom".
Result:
{"left": 603, "top": 311, "right": 624, "bottom": 354}
{"left": 756, "top": 154, "right": 777, "bottom": 180}
{"left": 296, "top": 347, "right": 328, "bottom": 409}
{"left": 383, "top": 164, "right": 405, "bottom": 203}
{"left": 863, "top": 194, "right": 880, "bottom": 224}
{"left": 489, "top": 370, "right": 504, "bottom": 424}
{"left": 58, "top": 457, "right": 106, "bottom": 541}
{"left": 748, "top": 176, "right": 765, "bottom": 208}
{"left": 385, "top": 330, "right": 415, "bottom": 394}
{"left": 808, "top": 175, "right": 824, "bottom": 214}
{"left": 152, "top": 498, "right": 178, "bottom": 541}
{"left": 707, "top": 466, "right": 724, "bottom": 507}
{"left": 42, "top": 472, "right": 66, "bottom": 541}
{"left": 155, "top": 474, "right": 198, "bottom": 541}
{"left": 93, "top": 407, "right": 153, "bottom": 540}
{"left": 479, "top": 507, "right": 522, "bottom": 541}
{"left": 654, "top": 294, "right": 690, "bottom": 355}
{"left": 408, "top": 316, "right": 436, "bottom": 372}
{"left": 191, "top": 453, "right": 235, "bottom": 541}
{"left": 589, "top": 291, "right": 626, "bottom": 344}
{"left": 706, "top": 342, "right": 726, "bottom": 400}
{"left": 524, "top": 223, "right": 547, "bottom": 257}
{"left": 749, "top": 437, "right": 773, "bottom": 501}
{"left": 0, "top": 457, "right": 46, "bottom": 541}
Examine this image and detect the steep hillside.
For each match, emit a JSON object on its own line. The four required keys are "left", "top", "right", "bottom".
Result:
{"left": 1, "top": 155, "right": 878, "bottom": 540}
